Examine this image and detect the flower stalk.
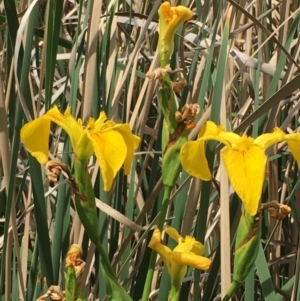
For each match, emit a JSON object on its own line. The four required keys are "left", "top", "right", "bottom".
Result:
{"left": 142, "top": 3, "right": 194, "bottom": 300}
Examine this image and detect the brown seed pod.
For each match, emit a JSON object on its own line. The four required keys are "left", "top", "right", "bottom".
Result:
{"left": 171, "top": 78, "right": 187, "bottom": 93}
{"left": 146, "top": 65, "right": 172, "bottom": 81}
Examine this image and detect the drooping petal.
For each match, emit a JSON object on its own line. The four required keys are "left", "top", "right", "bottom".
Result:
{"left": 284, "top": 133, "right": 300, "bottom": 167}
{"left": 180, "top": 140, "right": 212, "bottom": 180}
{"left": 221, "top": 144, "right": 267, "bottom": 216}
{"left": 20, "top": 117, "right": 51, "bottom": 164}
{"left": 111, "top": 124, "right": 140, "bottom": 174}
{"left": 88, "top": 130, "right": 127, "bottom": 191}
{"left": 172, "top": 252, "right": 211, "bottom": 270}
{"left": 45, "top": 106, "right": 83, "bottom": 149}
{"left": 165, "top": 227, "right": 181, "bottom": 243}
{"left": 149, "top": 228, "right": 173, "bottom": 275}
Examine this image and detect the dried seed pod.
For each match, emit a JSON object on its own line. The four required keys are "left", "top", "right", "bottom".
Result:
{"left": 185, "top": 121, "right": 197, "bottom": 130}
{"left": 175, "top": 111, "right": 184, "bottom": 122}
{"left": 66, "top": 244, "right": 83, "bottom": 268}
{"left": 36, "top": 285, "right": 65, "bottom": 301}
{"left": 261, "top": 200, "right": 291, "bottom": 220}
{"left": 45, "top": 160, "right": 62, "bottom": 183}
{"left": 146, "top": 65, "right": 172, "bottom": 80}
{"left": 175, "top": 103, "right": 200, "bottom": 130}
{"left": 172, "top": 78, "right": 187, "bottom": 93}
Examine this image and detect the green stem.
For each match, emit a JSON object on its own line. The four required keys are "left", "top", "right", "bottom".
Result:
{"left": 73, "top": 158, "right": 133, "bottom": 301}
{"left": 157, "top": 185, "right": 173, "bottom": 229}
{"left": 168, "top": 281, "right": 180, "bottom": 301}
{"left": 141, "top": 185, "right": 173, "bottom": 301}
{"left": 221, "top": 281, "right": 240, "bottom": 301}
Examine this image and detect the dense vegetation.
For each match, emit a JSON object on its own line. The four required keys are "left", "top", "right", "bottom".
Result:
{"left": 1, "top": 0, "right": 300, "bottom": 300}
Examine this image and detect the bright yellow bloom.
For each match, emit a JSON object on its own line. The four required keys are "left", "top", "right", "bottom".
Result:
{"left": 149, "top": 227, "right": 211, "bottom": 283}
{"left": 158, "top": 2, "right": 193, "bottom": 65}
{"left": 180, "top": 121, "right": 300, "bottom": 216}
{"left": 20, "top": 106, "right": 140, "bottom": 191}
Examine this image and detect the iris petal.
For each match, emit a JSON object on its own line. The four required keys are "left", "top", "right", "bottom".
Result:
{"left": 191, "top": 241, "right": 205, "bottom": 255}
{"left": 45, "top": 106, "right": 83, "bottom": 148}
{"left": 254, "top": 128, "right": 285, "bottom": 149}
{"left": 221, "top": 145, "right": 267, "bottom": 216}
{"left": 285, "top": 133, "right": 300, "bottom": 167}
{"left": 89, "top": 130, "right": 127, "bottom": 191}
{"left": 111, "top": 124, "right": 141, "bottom": 174}
{"left": 94, "top": 111, "right": 109, "bottom": 131}
{"left": 180, "top": 140, "right": 212, "bottom": 180}
{"left": 149, "top": 229, "right": 173, "bottom": 275}
{"left": 165, "top": 227, "right": 181, "bottom": 243}
{"left": 172, "top": 252, "right": 211, "bottom": 270}
{"left": 20, "top": 117, "right": 51, "bottom": 164}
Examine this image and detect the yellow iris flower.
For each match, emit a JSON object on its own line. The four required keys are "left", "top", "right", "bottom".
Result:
{"left": 180, "top": 121, "right": 300, "bottom": 215}
{"left": 149, "top": 227, "right": 211, "bottom": 283}
{"left": 20, "top": 106, "right": 140, "bottom": 191}
{"left": 158, "top": 2, "right": 193, "bottom": 65}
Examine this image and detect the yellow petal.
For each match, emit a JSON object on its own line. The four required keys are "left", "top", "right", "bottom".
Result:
{"left": 160, "top": 3, "right": 194, "bottom": 37}
{"left": 88, "top": 130, "right": 127, "bottom": 191}
{"left": 20, "top": 117, "right": 51, "bottom": 164}
{"left": 166, "top": 5, "right": 194, "bottom": 37}
{"left": 200, "top": 121, "right": 223, "bottom": 137}
{"left": 180, "top": 140, "right": 212, "bottom": 180}
{"left": 174, "top": 239, "right": 194, "bottom": 253}
{"left": 218, "top": 131, "right": 241, "bottom": 146}
{"left": 158, "top": 2, "right": 193, "bottom": 63}
{"left": 173, "top": 236, "right": 204, "bottom": 255}
{"left": 199, "top": 121, "right": 234, "bottom": 146}
{"left": 94, "top": 111, "right": 109, "bottom": 131}
{"left": 191, "top": 240, "right": 205, "bottom": 256}
{"left": 45, "top": 106, "right": 83, "bottom": 149}
{"left": 149, "top": 228, "right": 173, "bottom": 275}
{"left": 221, "top": 144, "right": 267, "bottom": 216}
{"left": 112, "top": 124, "right": 141, "bottom": 174}
{"left": 165, "top": 227, "right": 181, "bottom": 243}
{"left": 172, "top": 252, "right": 211, "bottom": 270}
{"left": 284, "top": 133, "right": 300, "bottom": 167}
{"left": 254, "top": 128, "right": 285, "bottom": 149}
{"left": 182, "top": 237, "right": 204, "bottom": 255}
